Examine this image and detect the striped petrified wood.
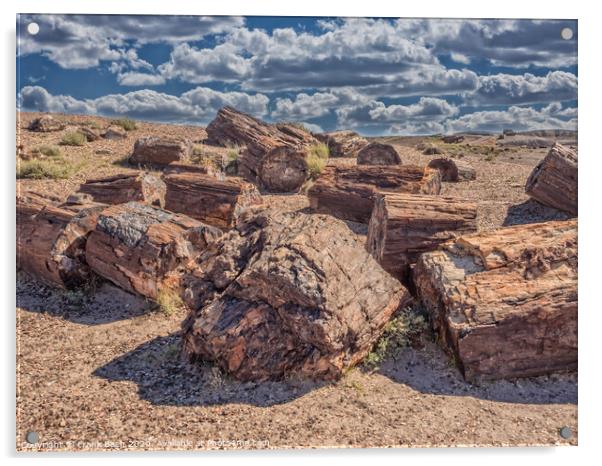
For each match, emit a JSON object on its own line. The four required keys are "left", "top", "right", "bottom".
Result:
{"left": 414, "top": 219, "right": 577, "bottom": 382}
{"left": 78, "top": 172, "right": 166, "bottom": 207}
{"left": 308, "top": 165, "right": 441, "bottom": 223}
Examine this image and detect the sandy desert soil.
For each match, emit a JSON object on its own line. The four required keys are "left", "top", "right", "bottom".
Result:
{"left": 16, "top": 112, "right": 577, "bottom": 450}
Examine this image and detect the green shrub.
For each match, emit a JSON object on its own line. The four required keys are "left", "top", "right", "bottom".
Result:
{"left": 306, "top": 142, "right": 330, "bottom": 179}
{"left": 111, "top": 118, "right": 137, "bottom": 131}
{"left": 155, "top": 288, "right": 184, "bottom": 316}
{"left": 226, "top": 146, "right": 240, "bottom": 161}
{"left": 60, "top": 131, "right": 87, "bottom": 146}
{"left": 32, "top": 145, "right": 61, "bottom": 157}
{"left": 17, "top": 157, "right": 76, "bottom": 179}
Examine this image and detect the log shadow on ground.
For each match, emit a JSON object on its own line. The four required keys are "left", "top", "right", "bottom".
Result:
{"left": 375, "top": 342, "right": 577, "bottom": 405}
{"left": 503, "top": 199, "right": 572, "bottom": 227}
{"left": 93, "top": 334, "right": 326, "bottom": 407}
{"left": 16, "top": 274, "right": 152, "bottom": 325}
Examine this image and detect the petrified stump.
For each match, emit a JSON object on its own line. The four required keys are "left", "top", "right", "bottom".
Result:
{"left": 27, "top": 115, "right": 65, "bottom": 132}
{"left": 129, "top": 136, "right": 192, "bottom": 166}
{"left": 367, "top": 193, "right": 478, "bottom": 280}
{"left": 206, "top": 107, "right": 318, "bottom": 192}
{"left": 414, "top": 219, "right": 578, "bottom": 382}
{"left": 78, "top": 172, "right": 166, "bottom": 207}
{"left": 315, "top": 130, "right": 368, "bottom": 158}
{"left": 85, "top": 202, "right": 222, "bottom": 298}
{"left": 427, "top": 157, "right": 477, "bottom": 181}
{"left": 163, "top": 173, "right": 262, "bottom": 229}
{"left": 181, "top": 209, "right": 411, "bottom": 381}
{"left": 525, "top": 143, "right": 577, "bottom": 215}
{"left": 357, "top": 142, "right": 401, "bottom": 166}
{"left": 308, "top": 165, "right": 441, "bottom": 223}
{"left": 17, "top": 192, "right": 105, "bottom": 288}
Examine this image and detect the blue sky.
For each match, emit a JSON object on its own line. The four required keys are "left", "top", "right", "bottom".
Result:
{"left": 17, "top": 15, "right": 578, "bottom": 135}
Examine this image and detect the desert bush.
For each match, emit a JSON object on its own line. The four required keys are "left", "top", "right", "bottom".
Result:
{"left": 17, "top": 157, "right": 76, "bottom": 179}
{"left": 60, "top": 131, "right": 87, "bottom": 146}
{"left": 155, "top": 288, "right": 185, "bottom": 316}
{"left": 226, "top": 145, "right": 240, "bottom": 161}
{"left": 306, "top": 142, "right": 330, "bottom": 179}
{"left": 111, "top": 118, "right": 137, "bottom": 131}
{"left": 30, "top": 145, "right": 61, "bottom": 157}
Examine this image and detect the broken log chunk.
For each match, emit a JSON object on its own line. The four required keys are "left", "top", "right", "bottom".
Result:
{"left": 357, "top": 142, "right": 401, "bottom": 165}
{"left": 78, "top": 172, "right": 166, "bottom": 207}
{"left": 17, "top": 192, "right": 105, "bottom": 288}
{"left": 27, "top": 115, "right": 65, "bottom": 132}
{"left": 206, "top": 107, "right": 318, "bottom": 191}
{"left": 414, "top": 219, "right": 577, "bottom": 382}
{"left": 163, "top": 173, "right": 262, "bottom": 229}
{"left": 181, "top": 209, "right": 412, "bottom": 381}
{"left": 129, "top": 136, "right": 192, "bottom": 166}
{"left": 85, "top": 202, "right": 222, "bottom": 298}
{"left": 315, "top": 130, "right": 368, "bottom": 158}
{"left": 427, "top": 157, "right": 477, "bottom": 181}
{"left": 163, "top": 162, "right": 219, "bottom": 177}
{"left": 525, "top": 143, "right": 577, "bottom": 215}
{"left": 367, "top": 193, "right": 478, "bottom": 280}
{"left": 307, "top": 165, "right": 441, "bottom": 223}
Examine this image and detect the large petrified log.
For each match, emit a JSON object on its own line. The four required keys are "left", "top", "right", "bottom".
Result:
{"left": 442, "top": 135, "right": 464, "bottom": 144}
{"left": 308, "top": 165, "right": 441, "bottom": 223}
{"left": 163, "top": 173, "right": 262, "bottom": 229}
{"left": 427, "top": 157, "right": 477, "bottom": 181}
{"left": 129, "top": 136, "right": 193, "bottom": 166}
{"left": 181, "top": 209, "right": 411, "bottom": 381}
{"left": 315, "top": 130, "right": 368, "bottom": 158}
{"left": 85, "top": 202, "right": 222, "bottom": 298}
{"left": 357, "top": 142, "right": 401, "bottom": 165}
{"left": 525, "top": 143, "right": 577, "bottom": 215}
{"left": 414, "top": 219, "right": 577, "bottom": 382}
{"left": 78, "top": 172, "right": 166, "bottom": 207}
{"left": 16, "top": 192, "right": 105, "bottom": 288}
{"left": 206, "top": 107, "right": 318, "bottom": 192}
{"left": 367, "top": 193, "right": 478, "bottom": 280}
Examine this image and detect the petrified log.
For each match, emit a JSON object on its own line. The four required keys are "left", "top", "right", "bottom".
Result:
{"left": 525, "top": 143, "right": 577, "bottom": 215}
{"left": 77, "top": 126, "right": 101, "bottom": 142}
{"left": 422, "top": 144, "right": 443, "bottom": 155}
{"left": 181, "top": 209, "right": 411, "bottom": 381}
{"left": 16, "top": 192, "right": 105, "bottom": 288}
{"left": 442, "top": 135, "right": 464, "bottom": 144}
{"left": 315, "top": 130, "right": 368, "bottom": 158}
{"left": 414, "top": 219, "right": 577, "bottom": 382}
{"left": 367, "top": 193, "right": 478, "bottom": 280}
{"left": 102, "top": 126, "right": 127, "bottom": 140}
{"left": 85, "top": 202, "right": 222, "bottom": 298}
{"left": 163, "top": 162, "right": 219, "bottom": 177}
{"left": 357, "top": 142, "right": 401, "bottom": 165}
{"left": 163, "top": 173, "right": 262, "bottom": 229}
{"left": 78, "top": 172, "right": 166, "bottom": 207}
{"left": 206, "top": 107, "right": 318, "bottom": 191}
{"left": 27, "top": 115, "right": 65, "bottom": 132}
{"left": 308, "top": 165, "right": 441, "bottom": 223}
{"left": 129, "top": 136, "right": 192, "bottom": 166}
{"left": 427, "top": 157, "right": 476, "bottom": 181}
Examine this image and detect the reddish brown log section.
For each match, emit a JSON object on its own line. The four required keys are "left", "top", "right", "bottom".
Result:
{"left": 525, "top": 143, "right": 577, "bottom": 215}
{"left": 78, "top": 172, "right": 166, "bottom": 207}
{"left": 17, "top": 192, "right": 105, "bottom": 288}
{"left": 163, "top": 173, "right": 262, "bottom": 229}
{"left": 315, "top": 130, "right": 368, "bottom": 158}
{"left": 308, "top": 165, "right": 441, "bottom": 223}
{"left": 427, "top": 157, "right": 477, "bottom": 181}
{"left": 206, "top": 107, "right": 318, "bottom": 192}
{"left": 367, "top": 193, "right": 478, "bottom": 280}
{"left": 414, "top": 219, "right": 577, "bottom": 382}
{"left": 129, "top": 136, "right": 192, "bottom": 166}
{"left": 85, "top": 202, "right": 222, "bottom": 298}
{"left": 181, "top": 209, "right": 411, "bottom": 381}
{"left": 357, "top": 142, "right": 401, "bottom": 165}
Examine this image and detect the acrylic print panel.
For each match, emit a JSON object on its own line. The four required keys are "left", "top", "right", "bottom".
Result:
{"left": 16, "top": 14, "right": 578, "bottom": 451}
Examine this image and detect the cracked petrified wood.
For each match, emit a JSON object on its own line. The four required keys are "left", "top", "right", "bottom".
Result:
{"left": 525, "top": 143, "right": 577, "bottom": 215}
{"left": 181, "top": 209, "right": 412, "bottom": 381}
{"left": 307, "top": 165, "right": 441, "bottom": 223}
{"left": 414, "top": 219, "right": 577, "bottom": 382}
{"left": 206, "top": 106, "right": 318, "bottom": 192}
{"left": 17, "top": 192, "right": 105, "bottom": 288}
{"left": 129, "top": 136, "right": 193, "bottom": 166}
{"left": 85, "top": 202, "right": 222, "bottom": 298}
{"left": 27, "top": 115, "right": 65, "bottom": 132}
{"left": 367, "top": 193, "right": 478, "bottom": 281}
{"left": 427, "top": 157, "right": 476, "bottom": 181}
{"left": 315, "top": 130, "right": 368, "bottom": 158}
{"left": 78, "top": 172, "right": 166, "bottom": 207}
{"left": 357, "top": 142, "right": 402, "bottom": 166}
{"left": 163, "top": 173, "right": 262, "bottom": 229}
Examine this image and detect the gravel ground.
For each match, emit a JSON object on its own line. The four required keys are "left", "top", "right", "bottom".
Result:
{"left": 16, "top": 113, "right": 578, "bottom": 451}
